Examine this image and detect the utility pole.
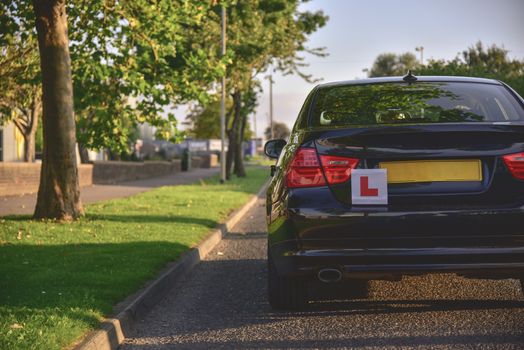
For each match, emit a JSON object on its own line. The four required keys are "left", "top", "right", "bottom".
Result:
{"left": 268, "top": 74, "right": 274, "bottom": 139}
{"left": 220, "top": 5, "right": 226, "bottom": 183}
{"left": 253, "top": 113, "right": 257, "bottom": 141}
{"left": 415, "top": 46, "right": 424, "bottom": 65}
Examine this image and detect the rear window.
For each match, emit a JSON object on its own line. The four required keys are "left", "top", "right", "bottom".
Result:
{"left": 311, "top": 82, "right": 524, "bottom": 127}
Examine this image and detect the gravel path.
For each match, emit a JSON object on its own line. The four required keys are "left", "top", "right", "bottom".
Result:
{"left": 122, "top": 196, "right": 524, "bottom": 349}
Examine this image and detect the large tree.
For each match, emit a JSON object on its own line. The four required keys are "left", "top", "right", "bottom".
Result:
{"left": 0, "top": 0, "right": 232, "bottom": 218}
{"left": 1, "top": 1, "right": 228, "bottom": 160}
{"left": 206, "top": 1, "right": 328, "bottom": 179}
{"left": 32, "top": 0, "right": 83, "bottom": 220}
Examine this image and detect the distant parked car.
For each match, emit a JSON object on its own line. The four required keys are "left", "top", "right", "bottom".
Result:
{"left": 265, "top": 74, "right": 524, "bottom": 309}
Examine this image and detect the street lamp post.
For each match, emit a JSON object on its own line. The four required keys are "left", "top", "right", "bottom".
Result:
{"left": 415, "top": 46, "right": 424, "bottom": 65}
{"left": 253, "top": 113, "right": 257, "bottom": 142}
{"left": 268, "top": 74, "right": 274, "bottom": 139}
{"left": 220, "top": 5, "right": 226, "bottom": 183}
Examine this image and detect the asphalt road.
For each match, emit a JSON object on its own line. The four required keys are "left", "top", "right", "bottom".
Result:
{"left": 122, "top": 196, "right": 524, "bottom": 349}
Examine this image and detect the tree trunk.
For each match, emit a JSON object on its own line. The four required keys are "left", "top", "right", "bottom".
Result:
{"left": 23, "top": 131, "right": 36, "bottom": 162}
{"left": 33, "top": 0, "right": 83, "bottom": 220}
{"left": 234, "top": 112, "right": 246, "bottom": 177}
{"left": 225, "top": 129, "right": 235, "bottom": 180}
{"left": 78, "top": 143, "right": 90, "bottom": 164}
{"left": 22, "top": 95, "right": 40, "bottom": 163}
{"left": 226, "top": 90, "right": 242, "bottom": 180}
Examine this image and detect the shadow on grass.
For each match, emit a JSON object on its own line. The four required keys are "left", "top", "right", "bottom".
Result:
{"left": 4, "top": 213, "right": 221, "bottom": 227}
{"left": 0, "top": 240, "right": 193, "bottom": 349}
{"left": 0, "top": 241, "right": 190, "bottom": 314}
{"left": 85, "top": 214, "right": 218, "bottom": 228}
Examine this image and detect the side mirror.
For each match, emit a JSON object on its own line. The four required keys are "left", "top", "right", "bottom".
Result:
{"left": 264, "top": 139, "right": 287, "bottom": 159}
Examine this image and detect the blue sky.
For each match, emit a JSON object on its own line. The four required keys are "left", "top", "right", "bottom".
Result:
{"left": 251, "top": 0, "right": 524, "bottom": 138}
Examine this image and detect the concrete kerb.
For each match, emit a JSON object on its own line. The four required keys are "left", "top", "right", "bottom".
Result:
{"left": 73, "top": 181, "right": 269, "bottom": 350}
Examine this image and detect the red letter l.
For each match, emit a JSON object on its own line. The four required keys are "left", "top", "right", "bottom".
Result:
{"left": 360, "top": 176, "right": 378, "bottom": 197}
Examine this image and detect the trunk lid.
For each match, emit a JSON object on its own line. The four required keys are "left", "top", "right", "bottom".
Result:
{"left": 312, "top": 123, "right": 524, "bottom": 208}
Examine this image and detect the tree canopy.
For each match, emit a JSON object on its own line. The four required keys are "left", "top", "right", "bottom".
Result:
{"left": 365, "top": 43, "right": 524, "bottom": 98}
{"left": 0, "top": 29, "right": 41, "bottom": 162}
{"left": 418, "top": 42, "right": 524, "bottom": 96}
{"left": 186, "top": 1, "right": 328, "bottom": 178}
{"left": 184, "top": 96, "right": 252, "bottom": 141}
{"left": 367, "top": 52, "right": 419, "bottom": 77}
{"left": 69, "top": 1, "right": 228, "bottom": 154}
{"left": 265, "top": 121, "right": 290, "bottom": 140}
{"left": 1, "top": 0, "right": 228, "bottom": 157}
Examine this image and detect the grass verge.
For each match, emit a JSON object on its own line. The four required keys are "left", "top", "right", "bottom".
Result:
{"left": 0, "top": 167, "right": 268, "bottom": 350}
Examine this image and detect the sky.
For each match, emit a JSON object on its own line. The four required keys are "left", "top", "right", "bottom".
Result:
{"left": 248, "top": 0, "right": 524, "bottom": 139}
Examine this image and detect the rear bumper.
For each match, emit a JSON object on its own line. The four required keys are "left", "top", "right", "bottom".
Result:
{"left": 268, "top": 204, "right": 524, "bottom": 280}
{"left": 270, "top": 242, "right": 524, "bottom": 280}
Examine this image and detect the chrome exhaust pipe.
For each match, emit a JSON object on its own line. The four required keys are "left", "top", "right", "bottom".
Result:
{"left": 318, "top": 268, "right": 342, "bottom": 283}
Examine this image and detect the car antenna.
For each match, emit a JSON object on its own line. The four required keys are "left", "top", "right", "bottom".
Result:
{"left": 403, "top": 70, "right": 418, "bottom": 83}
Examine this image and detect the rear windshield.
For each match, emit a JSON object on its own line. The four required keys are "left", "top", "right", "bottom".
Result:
{"left": 311, "top": 82, "right": 524, "bottom": 127}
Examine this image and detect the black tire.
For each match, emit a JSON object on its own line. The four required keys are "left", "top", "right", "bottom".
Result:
{"left": 267, "top": 253, "right": 308, "bottom": 310}
{"left": 345, "top": 279, "right": 369, "bottom": 299}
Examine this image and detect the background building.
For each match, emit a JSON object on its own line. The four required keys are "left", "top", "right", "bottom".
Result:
{"left": 0, "top": 122, "right": 25, "bottom": 162}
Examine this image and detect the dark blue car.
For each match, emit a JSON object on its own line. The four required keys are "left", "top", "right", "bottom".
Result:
{"left": 264, "top": 74, "right": 524, "bottom": 310}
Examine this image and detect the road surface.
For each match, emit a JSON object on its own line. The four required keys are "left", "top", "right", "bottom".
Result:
{"left": 0, "top": 168, "right": 219, "bottom": 217}
{"left": 122, "top": 196, "right": 524, "bottom": 349}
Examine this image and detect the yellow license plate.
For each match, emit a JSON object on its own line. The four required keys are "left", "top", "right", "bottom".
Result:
{"left": 379, "top": 160, "right": 482, "bottom": 184}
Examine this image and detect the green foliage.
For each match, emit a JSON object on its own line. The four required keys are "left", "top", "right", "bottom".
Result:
{"left": 368, "top": 52, "right": 419, "bottom": 77}
{"left": 0, "top": 26, "right": 41, "bottom": 161}
{"left": 1, "top": 1, "right": 228, "bottom": 154}
{"left": 0, "top": 167, "right": 267, "bottom": 350}
{"left": 225, "top": 1, "right": 328, "bottom": 86}
{"left": 265, "top": 121, "right": 290, "bottom": 140}
{"left": 186, "top": 97, "right": 232, "bottom": 139}
{"left": 35, "top": 119, "right": 43, "bottom": 152}
{"left": 0, "top": 29, "right": 41, "bottom": 127}
{"left": 186, "top": 95, "right": 254, "bottom": 140}
{"left": 365, "top": 43, "right": 524, "bottom": 98}
{"left": 185, "top": 1, "right": 328, "bottom": 178}
{"left": 1, "top": 0, "right": 328, "bottom": 156}
{"left": 418, "top": 42, "right": 524, "bottom": 97}
{"left": 68, "top": 1, "right": 227, "bottom": 153}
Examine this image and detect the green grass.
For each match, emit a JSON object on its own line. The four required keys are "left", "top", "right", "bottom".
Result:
{"left": 0, "top": 167, "right": 268, "bottom": 350}
{"left": 246, "top": 155, "right": 276, "bottom": 167}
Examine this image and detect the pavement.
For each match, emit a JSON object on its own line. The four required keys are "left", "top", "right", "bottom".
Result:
{"left": 122, "top": 195, "right": 524, "bottom": 350}
{"left": 0, "top": 168, "right": 219, "bottom": 217}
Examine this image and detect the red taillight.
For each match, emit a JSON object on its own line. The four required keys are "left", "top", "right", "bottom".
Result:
{"left": 503, "top": 152, "right": 524, "bottom": 180}
{"left": 320, "top": 155, "right": 359, "bottom": 185}
{"left": 286, "top": 148, "right": 359, "bottom": 188}
{"left": 286, "top": 148, "right": 326, "bottom": 188}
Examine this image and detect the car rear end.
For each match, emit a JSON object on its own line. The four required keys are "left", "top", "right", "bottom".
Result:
{"left": 266, "top": 77, "right": 524, "bottom": 309}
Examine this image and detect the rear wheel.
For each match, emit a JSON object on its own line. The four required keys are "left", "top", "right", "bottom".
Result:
{"left": 267, "top": 253, "right": 308, "bottom": 310}
{"left": 345, "top": 279, "right": 369, "bottom": 299}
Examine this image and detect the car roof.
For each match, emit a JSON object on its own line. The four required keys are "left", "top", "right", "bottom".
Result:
{"left": 317, "top": 76, "right": 502, "bottom": 89}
